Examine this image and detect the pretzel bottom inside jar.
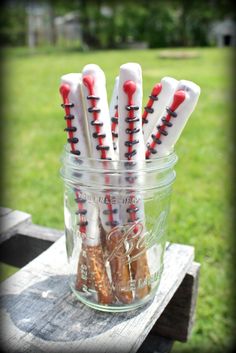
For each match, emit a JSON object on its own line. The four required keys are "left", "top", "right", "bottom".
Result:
{"left": 75, "top": 244, "right": 114, "bottom": 305}
{"left": 121, "top": 222, "right": 151, "bottom": 299}
{"left": 130, "top": 242, "right": 151, "bottom": 299}
{"left": 75, "top": 243, "right": 94, "bottom": 291}
{"left": 106, "top": 230, "right": 133, "bottom": 304}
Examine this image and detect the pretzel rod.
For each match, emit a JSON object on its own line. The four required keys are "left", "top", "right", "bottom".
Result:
{"left": 142, "top": 77, "right": 178, "bottom": 143}
{"left": 118, "top": 63, "right": 151, "bottom": 299}
{"left": 60, "top": 75, "right": 90, "bottom": 290}
{"left": 81, "top": 64, "right": 133, "bottom": 303}
{"left": 146, "top": 80, "right": 200, "bottom": 159}
{"left": 60, "top": 74, "right": 113, "bottom": 304}
{"left": 109, "top": 76, "right": 119, "bottom": 158}
{"left": 144, "top": 83, "right": 200, "bottom": 282}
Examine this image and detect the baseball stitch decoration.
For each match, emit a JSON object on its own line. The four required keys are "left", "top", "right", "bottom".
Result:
{"left": 142, "top": 77, "right": 178, "bottom": 143}
{"left": 146, "top": 90, "right": 186, "bottom": 159}
{"left": 146, "top": 80, "right": 200, "bottom": 159}
{"left": 142, "top": 83, "right": 162, "bottom": 126}
{"left": 60, "top": 74, "right": 89, "bottom": 232}
{"left": 82, "top": 64, "right": 133, "bottom": 304}
{"left": 118, "top": 63, "right": 151, "bottom": 299}
{"left": 60, "top": 76, "right": 90, "bottom": 292}
{"left": 60, "top": 73, "right": 113, "bottom": 305}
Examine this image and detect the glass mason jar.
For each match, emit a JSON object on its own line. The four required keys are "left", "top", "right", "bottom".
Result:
{"left": 60, "top": 146, "right": 178, "bottom": 312}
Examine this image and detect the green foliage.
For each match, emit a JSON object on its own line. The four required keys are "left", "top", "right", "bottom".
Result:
{"left": 1, "top": 47, "right": 234, "bottom": 351}
{"left": 144, "top": 3, "right": 180, "bottom": 48}
{"left": 0, "top": 262, "right": 18, "bottom": 282}
{"left": 1, "top": 0, "right": 234, "bottom": 48}
{"left": 0, "top": 2, "right": 27, "bottom": 45}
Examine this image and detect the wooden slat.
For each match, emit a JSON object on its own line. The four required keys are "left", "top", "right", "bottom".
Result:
{"left": 152, "top": 262, "right": 200, "bottom": 342}
{"left": 0, "top": 210, "right": 31, "bottom": 242}
{"left": 17, "top": 223, "right": 64, "bottom": 243}
{"left": 0, "top": 236, "right": 194, "bottom": 353}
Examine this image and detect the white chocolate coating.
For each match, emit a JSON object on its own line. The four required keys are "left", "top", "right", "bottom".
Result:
{"left": 146, "top": 80, "right": 200, "bottom": 158}
{"left": 118, "top": 63, "right": 145, "bottom": 161}
{"left": 143, "top": 76, "right": 178, "bottom": 143}
{"left": 109, "top": 76, "right": 119, "bottom": 158}
{"left": 81, "top": 64, "right": 120, "bottom": 233}
{"left": 118, "top": 63, "right": 145, "bottom": 226}
{"left": 82, "top": 64, "right": 115, "bottom": 161}
{"left": 60, "top": 73, "right": 100, "bottom": 246}
{"left": 61, "top": 73, "right": 90, "bottom": 158}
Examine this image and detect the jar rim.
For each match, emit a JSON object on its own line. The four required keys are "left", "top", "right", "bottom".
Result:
{"left": 60, "top": 144, "right": 178, "bottom": 174}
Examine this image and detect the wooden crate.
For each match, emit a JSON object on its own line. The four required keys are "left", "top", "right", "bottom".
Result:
{"left": 0, "top": 208, "right": 200, "bottom": 353}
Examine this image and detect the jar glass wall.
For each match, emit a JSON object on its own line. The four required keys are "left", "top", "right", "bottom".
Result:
{"left": 61, "top": 147, "right": 178, "bottom": 312}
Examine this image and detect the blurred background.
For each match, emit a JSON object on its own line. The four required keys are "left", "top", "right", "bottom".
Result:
{"left": 0, "top": 0, "right": 235, "bottom": 50}
{"left": 0, "top": 1, "right": 235, "bottom": 353}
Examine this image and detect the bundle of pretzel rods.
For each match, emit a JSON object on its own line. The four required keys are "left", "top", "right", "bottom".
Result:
{"left": 59, "top": 63, "right": 200, "bottom": 305}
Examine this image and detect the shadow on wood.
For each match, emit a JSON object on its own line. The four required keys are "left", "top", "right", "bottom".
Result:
{"left": 0, "top": 234, "right": 54, "bottom": 268}
{"left": 151, "top": 262, "right": 200, "bottom": 342}
{"left": 0, "top": 208, "right": 200, "bottom": 353}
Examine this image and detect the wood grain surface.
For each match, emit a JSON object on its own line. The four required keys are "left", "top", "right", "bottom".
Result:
{"left": 0, "top": 234, "right": 194, "bottom": 353}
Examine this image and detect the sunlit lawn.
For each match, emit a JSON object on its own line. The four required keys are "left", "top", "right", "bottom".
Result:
{"left": 1, "top": 47, "right": 234, "bottom": 352}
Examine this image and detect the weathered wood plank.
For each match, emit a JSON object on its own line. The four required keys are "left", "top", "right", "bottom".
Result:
{"left": 0, "top": 210, "right": 32, "bottom": 242}
{"left": 17, "top": 223, "right": 64, "bottom": 243}
{"left": 0, "top": 236, "right": 194, "bottom": 353}
{"left": 151, "top": 262, "right": 200, "bottom": 342}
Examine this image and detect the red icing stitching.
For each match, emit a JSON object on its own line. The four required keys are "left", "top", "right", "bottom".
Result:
{"left": 123, "top": 80, "right": 140, "bottom": 232}
{"left": 123, "top": 80, "right": 137, "bottom": 161}
{"left": 83, "top": 75, "right": 107, "bottom": 160}
{"left": 60, "top": 84, "right": 76, "bottom": 153}
{"left": 60, "top": 83, "right": 87, "bottom": 234}
{"left": 145, "top": 90, "right": 186, "bottom": 159}
{"left": 142, "top": 83, "right": 162, "bottom": 124}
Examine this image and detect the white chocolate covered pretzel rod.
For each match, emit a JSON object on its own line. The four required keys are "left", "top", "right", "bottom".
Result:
{"left": 118, "top": 63, "right": 151, "bottom": 299}
{"left": 146, "top": 80, "right": 200, "bottom": 159}
{"left": 60, "top": 74, "right": 98, "bottom": 242}
{"left": 60, "top": 73, "right": 113, "bottom": 304}
{"left": 142, "top": 77, "right": 178, "bottom": 143}
{"left": 82, "top": 64, "right": 133, "bottom": 304}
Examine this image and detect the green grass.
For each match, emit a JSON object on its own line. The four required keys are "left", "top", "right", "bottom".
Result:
{"left": 0, "top": 262, "right": 19, "bottom": 281}
{"left": 1, "top": 47, "right": 234, "bottom": 352}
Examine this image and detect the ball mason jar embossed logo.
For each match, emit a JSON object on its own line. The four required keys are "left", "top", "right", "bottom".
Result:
{"left": 105, "top": 211, "right": 167, "bottom": 264}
